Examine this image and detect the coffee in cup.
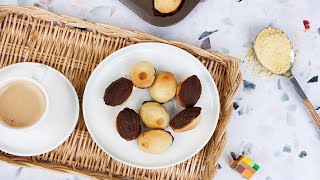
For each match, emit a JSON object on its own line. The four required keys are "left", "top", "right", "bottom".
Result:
{"left": 0, "top": 78, "right": 47, "bottom": 128}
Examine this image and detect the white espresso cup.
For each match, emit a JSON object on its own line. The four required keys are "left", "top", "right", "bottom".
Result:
{"left": 0, "top": 77, "right": 49, "bottom": 130}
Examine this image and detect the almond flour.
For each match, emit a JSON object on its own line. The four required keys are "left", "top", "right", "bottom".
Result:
{"left": 255, "top": 27, "right": 292, "bottom": 74}
{"left": 246, "top": 41, "right": 274, "bottom": 77}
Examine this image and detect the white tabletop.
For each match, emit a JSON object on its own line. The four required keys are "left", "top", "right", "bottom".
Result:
{"left": 0, "top": 0, "right": 319, "bottom": 179}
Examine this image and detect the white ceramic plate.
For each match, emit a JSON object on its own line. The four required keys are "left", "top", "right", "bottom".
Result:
{"left": 83, "top": 43, "right": 220, "bottom": 169}
{"left": 0, "top": 63, "right": 79, "bottom": 156}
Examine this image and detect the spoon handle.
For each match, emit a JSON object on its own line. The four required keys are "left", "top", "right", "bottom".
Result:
{"left": 290, "top": 76, "right": 320, "bottom": 129}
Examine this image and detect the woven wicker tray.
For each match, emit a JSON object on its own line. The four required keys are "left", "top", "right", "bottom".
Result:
{"left": 0, "top": 6, "right": 242, "bottom": 180}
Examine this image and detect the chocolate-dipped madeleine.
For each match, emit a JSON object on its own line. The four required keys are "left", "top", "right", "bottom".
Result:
{"left": 137, "top": 129, "right": 173, "bottom": 154}
{"left": 104, "top": 77, "right": 133, "bottom": 106}
{"left": 116, "top": 108, "right": 141, "bottom": 141}
{"left": 140, "top": 102, "right": 170, "bottom": 129}
{"left": 154, "top": 0, "right": 182, "bottom": 14}
{"left": 150, "top": 72, "right": 177, "bottom": 103}
{"left": 170, "top": 107, "right": 202, "bottom": 132}
{"left": 176, "top": 75, "right": 202, "bottom": 108}
{"left": 130, "top": 61, "right": 156, "bottom": 88}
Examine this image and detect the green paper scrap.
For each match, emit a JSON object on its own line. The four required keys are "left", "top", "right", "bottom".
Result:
{"left": 253, "top": 164, "right": 260, "bottom": 171}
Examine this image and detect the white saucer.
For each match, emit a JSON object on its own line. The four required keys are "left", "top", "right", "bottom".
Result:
{"left": 83, "top": 43, "right": 220, "bottom": 169}
{"left": 0, "top": 63, "right": 79, "bottom": 156}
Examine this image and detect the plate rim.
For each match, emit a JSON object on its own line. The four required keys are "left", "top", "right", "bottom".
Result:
{"left": 0, "top": 62, "right": 80, "bottom": 156}
{"left": 83, "top": 42, "right": 220, "bottom": 169}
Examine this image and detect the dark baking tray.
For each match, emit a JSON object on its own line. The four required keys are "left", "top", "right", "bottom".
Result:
{"left": 119, "top": 0, "right": 201, "bottom": 27}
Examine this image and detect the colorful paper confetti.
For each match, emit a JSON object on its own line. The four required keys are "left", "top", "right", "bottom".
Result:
{"left": 198, "top": 30, "right": 218, "bottom": 40}
{"left": 231, "top": 152, "right": 237, "bottom": 160}
{"left": 200, "top": 37, "right": 211, "bottom": 50}
{"left": 299, "top": 151, "right": 307, "bottom": 158}
{"left": 233, "top": 102, "right": 240, "bottom": 110}
{"left": 303, "top": 20, "right": 310, "bottom": 31}
{"left": 282, "top": 145, "right": 291, "bottom": 153}
{"left": 307, "top": 76, "right": 318, "bottom": 83}
{"left": 230, "top": 155, "right": 260, "bottom": 179}
{"left": 243, "top": 80, "right": 256, "bottom": 90}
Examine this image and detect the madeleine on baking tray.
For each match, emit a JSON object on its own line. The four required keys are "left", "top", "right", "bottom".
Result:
{"left": 154, "top": 0, "right": 182, "bottom": 14}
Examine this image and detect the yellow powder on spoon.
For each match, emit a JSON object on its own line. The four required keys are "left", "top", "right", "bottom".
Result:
{"left": 246, "top": 41, "right": 274, "bottom": 77}
{"left": 255, "top": 27, "right": 293, "bottom": 74}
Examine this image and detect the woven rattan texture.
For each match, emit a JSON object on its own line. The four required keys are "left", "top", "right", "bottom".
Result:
{"left": 0, "top": 6, "right": 242, "bottom": 180}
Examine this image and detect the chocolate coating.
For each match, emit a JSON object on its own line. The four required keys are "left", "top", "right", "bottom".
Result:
{"left": 116, "top": 108, "right": 141, "bottom": 141}
{"left": 104, "top": 77, "right": 133, "bottom": 106}
{"left": 178, "top": 75, "right": 201, "bottom": 107}
{"left": 170, "top": 107, "right": 201, "bottom": 129}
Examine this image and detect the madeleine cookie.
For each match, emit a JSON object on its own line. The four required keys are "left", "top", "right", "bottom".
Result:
{"left": 140, "top": 102, "right": 170, "bottom": 129}
{"left": 130, "top": 61, "right": 156, "bottom": 88}
{"left": 154, "top": 0, "right": 182, "bottom": 14}
{"left": 176, "top": 75, "right": 202, "bottom": 108}
{"left": 170, "top": 107, "right": 201, "bottom": 132}
{"left": 150, "top": 72, "right": 177, "bottom": 103}
{"left": 116, "top": 108, "right": 141, "bottom": 141}
{"left": 104, "top": 77, "right": 133, "bottom": 106}
{"left": 137, "top": 129, "right": 173, "bottom": 154}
